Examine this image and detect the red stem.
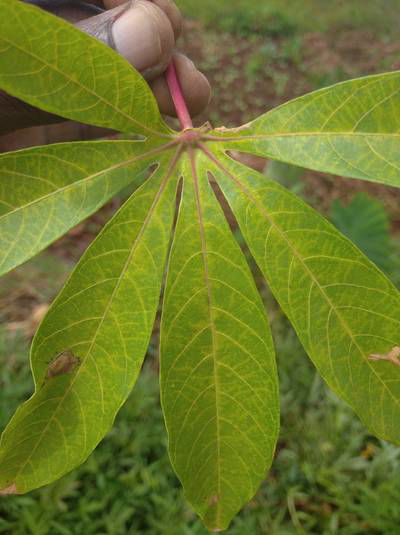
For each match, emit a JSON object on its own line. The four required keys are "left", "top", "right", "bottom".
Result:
{"left": 166, "top": 61, "right": 193, "bottom": 130}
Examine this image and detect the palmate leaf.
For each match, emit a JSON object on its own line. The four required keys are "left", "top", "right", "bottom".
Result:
{"left": 0, "top": 139, "right": 168, "bottom": 276}
{"left": 160, "top": 152, "right": 278, "bottom": 531}
{"left": 211, "top": 72, "right": 400, "bottom": 186}
{"left": 1, "top": 0, "right": 400, "bottom": 530}
{"left": 0, "top": 148, "right": 180, "bottom": 493}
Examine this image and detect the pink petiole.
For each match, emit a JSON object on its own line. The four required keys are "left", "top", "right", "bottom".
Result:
{"left": 166, "top": 61, "right": 193, "bottom": 130}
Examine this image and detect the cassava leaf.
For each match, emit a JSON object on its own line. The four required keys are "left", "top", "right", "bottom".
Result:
{"left": 0, "top": 139, "right": 169, "bottom": 276}
{"left": 210, "top": 72, "right": 400, "bottom": 187}
{"left": 0, "top": 147, "right": 181, "bottom": 493}
{"left": 160, "top": 151, "right": 278, "bottom": 531}
{"left": 1, "top": 0, "right": 400, "bottom": 527}
{"left": 0, "top": 0, "right": 172, "bottom": 138}
{"left": 203, "top": 146, "right": 400, "bottom": 445}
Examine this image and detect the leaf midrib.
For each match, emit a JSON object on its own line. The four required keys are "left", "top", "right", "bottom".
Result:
{"left": 190, "top": 147, "right": 222, "bottom": 527}
{"left": 204, "top": 131, "right": 400, "bottom": 143}
{"left": 206, "top": 71, "right": 400, "bottom": 143}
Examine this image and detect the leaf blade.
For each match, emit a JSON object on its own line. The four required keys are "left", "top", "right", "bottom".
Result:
{"left": 0, "top": 148, "right": 181, "bottom": 493}
{"left": 0, "top": 139, "right": 170, "bottom": 276}
{"left": 210, "top": 72, "right": 400, "bottom": 186}
{"left": 160, "top": 151, "right": 279, "bottom": 531}
{"left": 204, "top": 145, "right": 400, "bottom": 446}
{"left": 0, "top": 0, "right": 171, "bottom": 137}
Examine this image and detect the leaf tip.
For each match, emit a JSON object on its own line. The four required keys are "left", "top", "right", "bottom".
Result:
{"left": 0, "top": 484, "right": 17, "bottom": 496}
{"left": 204, "top": 495, "right": 227, "bottom": 532}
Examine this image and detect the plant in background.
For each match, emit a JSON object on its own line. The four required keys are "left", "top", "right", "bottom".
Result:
{"left": 330, "top": 193, "right": 393, "bottom": 273}
{"left": 0, "top": 0, "right": 400, "bottom": 531}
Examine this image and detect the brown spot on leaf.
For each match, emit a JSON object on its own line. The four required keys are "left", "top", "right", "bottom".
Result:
{"left": 368, "top": 346, "right": 400, "bottom": 366}
{"left": 0, "top": 483, "right": 17, "bottom": 495}
{"left": 209, "top": 494, "right": 219, "bottom": 506}
{"left": 46, "top": 351, "right": 80, "bottom": 379}
{"left": 215, "top": 122, "right": 251, "bottom": 133}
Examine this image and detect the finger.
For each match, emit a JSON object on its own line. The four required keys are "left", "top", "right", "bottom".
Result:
{"left": 149, "top": 53, "right": 211, "bottom": 117}
{"left": 75, "top": 0, "right": 175, "bottom": 80}
{"left": 102, "top": 0, "right": 181, "bottom": 38}
{"left": 25, "top": 2, "right": 177, "bottom": 80}
{"left": 0, "top": 92, "right": 62, "bottom": 136}
{"left": 23, "top": 0, "right": 103, "bottom": 22}
{"left": 103, "top": 0, "right": 128, "bottom": 7}
{"left": 148, "top": 0, "right": 182, "bottom": 39}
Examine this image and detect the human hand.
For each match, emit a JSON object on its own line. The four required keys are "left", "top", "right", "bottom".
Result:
{"left": 0, "top": 0, "right": 211, "bottom": 134}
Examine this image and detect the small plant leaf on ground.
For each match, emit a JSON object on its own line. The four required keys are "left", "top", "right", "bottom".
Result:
{"left": 1, "top": 0, "right": 400, "bottom": 530}
{"left": 330, "top": 193, "right": 393, "bottom": 272}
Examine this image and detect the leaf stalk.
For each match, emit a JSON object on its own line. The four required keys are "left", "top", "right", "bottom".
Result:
{"left": 166, "top": 61, "right": 193, "bottom": 131}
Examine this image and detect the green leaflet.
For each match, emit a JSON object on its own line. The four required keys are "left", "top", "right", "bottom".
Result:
{"left": 211, "top": 72, "right": 400, "bottom": 186}
{"left": 0, "top": 148, "right": 180, "bottom": 493}
{"left": 0, "top": 0, "right": 171, "bottom": 138}
{"left": 160, "top": 151, "right": 279, "bottom": 531}
{"left": 204, "top": 146, "right": 400, "bottom": 444}
{"left": 0, "top": 139, "right": 169, "bottom": 276}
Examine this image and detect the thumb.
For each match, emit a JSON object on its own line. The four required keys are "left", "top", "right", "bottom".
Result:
{"left": 75, "top": 1, "right": 175, "bottom": 81}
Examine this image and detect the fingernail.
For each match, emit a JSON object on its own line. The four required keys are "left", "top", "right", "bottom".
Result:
{"left": 112, "top": 4, "right": 162, "bottom": 71}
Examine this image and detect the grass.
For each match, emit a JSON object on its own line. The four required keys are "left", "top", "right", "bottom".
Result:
{"left": 2, "top": 241, "right": 400, "bottom": 533}
{"left": 177, "top": 0, "right": 400, "bottom": 38}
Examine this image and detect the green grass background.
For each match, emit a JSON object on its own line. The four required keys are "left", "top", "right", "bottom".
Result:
{"left": 177, "top": 0, "right": 400, "bottom": 37}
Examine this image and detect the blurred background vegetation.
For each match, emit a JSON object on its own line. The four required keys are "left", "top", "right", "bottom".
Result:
{"left": 1, "top": 0, "right": 400, "bottom": 533}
